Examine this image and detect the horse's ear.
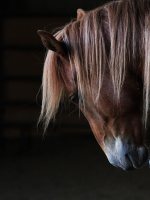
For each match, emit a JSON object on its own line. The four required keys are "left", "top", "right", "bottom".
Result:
{"left": 37, "top": 30, "right": 66, "bottom": 57}
{"left": 77, "top": 9, "right": 86, "bottom": 20}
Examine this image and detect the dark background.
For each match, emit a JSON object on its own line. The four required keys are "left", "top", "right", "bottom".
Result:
{"left": 0, "top": 0, "right": 150, "bottom": 199}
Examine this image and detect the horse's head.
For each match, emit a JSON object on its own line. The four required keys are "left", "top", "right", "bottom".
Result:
{"left": 38, "top": 1, "right": 150, "bottom": 171}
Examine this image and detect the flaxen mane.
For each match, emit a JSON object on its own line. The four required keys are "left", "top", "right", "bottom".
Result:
{"left": 39, "top": 0, "right": 150, "bottom": 130}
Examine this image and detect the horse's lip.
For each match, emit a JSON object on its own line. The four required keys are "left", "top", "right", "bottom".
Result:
{"left": 124, "top": 154, "right": 137, "bottom": 171}
{"left": 110, "top": 152, "right": 149, "bottom": 171}
{"left": 109, "top": 154, "right": 140, "bottom": 171}
{"left": 109, "top": 157, "right": 135, "bottom": 171}
{"left": 117, "top": 165, "right": 136, "bottom": 171}
{"left": 107, "top": 151, "right": 136, "bottom": 171}
{"left": 111, "top": 159, "right": 136, "bottom": 171}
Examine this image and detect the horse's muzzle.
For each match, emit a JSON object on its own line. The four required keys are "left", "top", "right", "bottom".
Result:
{"left": 105, "top": 139, "right": 149, "bottom": 171}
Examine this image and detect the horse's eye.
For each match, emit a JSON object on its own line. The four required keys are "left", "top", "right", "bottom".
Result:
{"left": 69, "top": 93, "right": 79, "bottom": 104}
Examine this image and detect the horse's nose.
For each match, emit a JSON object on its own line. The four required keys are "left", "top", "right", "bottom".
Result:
{"left": 106, "top": 140, "right": 149, "bottom": 171}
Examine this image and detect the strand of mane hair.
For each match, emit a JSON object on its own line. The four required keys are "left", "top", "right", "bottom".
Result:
{"left": 107, "top": 0, "right": 150, "bottom": 126}
{"left": 38, "top": 46, "right": 65, "bottom": 131}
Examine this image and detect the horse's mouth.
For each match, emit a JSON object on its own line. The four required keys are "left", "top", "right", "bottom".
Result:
{"left": 109, "top": 155, "right": 137, "bottom": 171}
{"left": 107, "top": 145, "right": 149, "bottom": 171}
{"left": 111, "top": 154, "right": 146, "bottom": 171}
{"left": 111, "top": 162, "right": 136, "bottom": 171}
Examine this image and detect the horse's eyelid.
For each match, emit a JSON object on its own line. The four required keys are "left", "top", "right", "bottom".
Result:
{"left": 69, "top": 93, "right": 79, "bottom": 104}
{"left": 69, "top": 94, "right": 75, "bottom": 100}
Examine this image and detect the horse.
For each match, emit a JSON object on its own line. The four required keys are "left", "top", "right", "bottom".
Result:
{"left": 38, "top": 0, "right": 150, "bottom": 171}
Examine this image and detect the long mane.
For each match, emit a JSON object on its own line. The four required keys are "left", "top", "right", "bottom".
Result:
{"left": 39, "top": 0, "right": 150, "bottom": 130}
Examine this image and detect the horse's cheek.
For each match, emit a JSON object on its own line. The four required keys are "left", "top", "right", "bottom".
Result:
{"left": 80, "top": 108, "right": 106, "bottom": 149}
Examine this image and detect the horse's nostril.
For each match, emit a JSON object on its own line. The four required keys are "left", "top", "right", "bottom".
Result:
{"left": 127, "top": 146, "right": 149, "bottom": 169}
{"left": 138, "top": 146, "right": 149, "bottom": 165}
